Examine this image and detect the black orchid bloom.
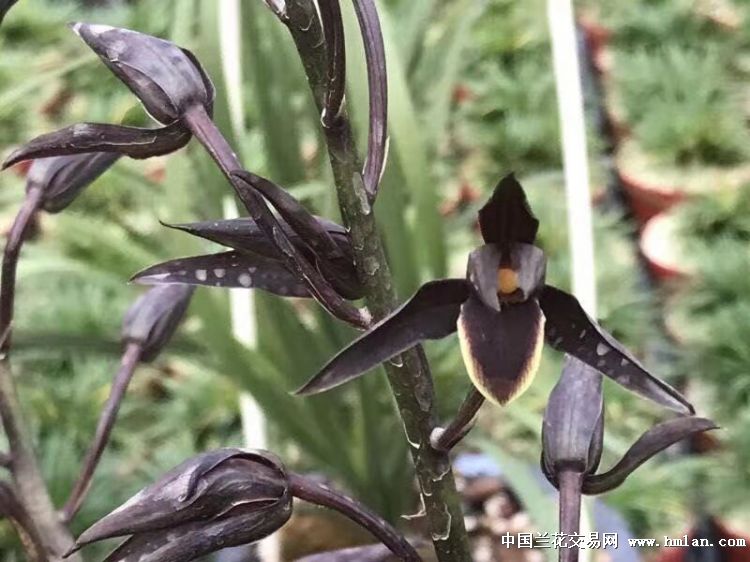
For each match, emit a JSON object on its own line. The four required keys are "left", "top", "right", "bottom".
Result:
{"left": 130, "top": 171, "right": 364, "bottom": 302}
{"left": 297, "top": 174, "right": 693, "bottom": 419}
{"left": 542, "top": 355, "right": 716, "bottom": 562}
{"left": 68, "top": 448, "right": 420, "bottom": 562}
{"left": 2, "top": 23, "right": 212, "bottom": 169}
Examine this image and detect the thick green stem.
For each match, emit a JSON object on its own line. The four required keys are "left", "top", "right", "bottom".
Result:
{"left": 282, "top": 2, "right": 471, "bottom": 559}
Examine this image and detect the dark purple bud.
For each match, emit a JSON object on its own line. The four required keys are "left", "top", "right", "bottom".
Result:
{"left": 297, "top": 279, "right": 470, "bottom": 395}
{"left": 69, "top": 449, "right": 291, "bottom": 562}
{"left": 132, "top": 251, "right": 311, "bottom": 298}
{"left": 71, "top": 23, "right": 214, "bottom": 124}
{"left": 121, "top": 284, "right": 194, "bottom": 362}
{"left": 3, "top": 122, "right": 191, "bottom": 169}
{"left": 353, "top": 0, "right": 388, "bottom": 201}
{"left": 582, "top": 417, "right": 718, "bottom": 495}
{"left": 478, "top": 174, "right": 539, "bottom": 246}
{"left": 25, "top": 152, "right": 119, "bottom": 213}
{"left": 542, "top": 355, "right": 604, "bottom": 484}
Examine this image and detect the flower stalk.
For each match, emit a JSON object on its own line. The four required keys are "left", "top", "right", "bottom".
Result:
{"left": 288, "top": 473, "right": 420, "bottom": 562}
{"left": 280, "top": 1, "right": 472, "bottom": 559}
{"left": 62, "top": 342, "right": 142, "bottom": 522}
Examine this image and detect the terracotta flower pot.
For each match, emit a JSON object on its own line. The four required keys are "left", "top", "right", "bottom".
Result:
{"left": 639, "top": 210, "right": 691, "bottom": 282}
{"left": 616, "top": 139, "right": 750, "bottom": 227}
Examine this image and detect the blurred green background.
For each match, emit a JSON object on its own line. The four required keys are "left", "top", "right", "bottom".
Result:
{"left": 1, "top": 0, "right": 749, "bottom": 559}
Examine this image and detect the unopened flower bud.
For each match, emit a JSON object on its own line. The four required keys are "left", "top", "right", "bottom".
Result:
{"left": 542, "top": 354, "right": 604, "bottom": 481}
{"left": 71, "top": 23, "right": 214, "bottom": 124}
{"left": 121, "top": 285, "right": 193, "bottom": 361}
{"left": 26, "top": 153, "right": 119, "bottom": 213}
{"left": 70, "top": 449, "right": 291, "bottom": 562}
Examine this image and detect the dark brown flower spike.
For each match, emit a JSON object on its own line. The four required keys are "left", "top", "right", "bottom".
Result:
{"left": 70, "top": 449, "right": 419, "bottom": 562}
{"left": 2, "top": 122, "right": 191, "bottom": 170}
{"left": 296, "top": 279, "right": 470, "bottom": 395}
{"left": 539, "top": 285, "right": 693, "bottom": 414}
{"left": 63, "top": 285, "right": 195, "bottom": 522}
{"left": 70, "top": 23, "right": 214, "bottom": 124}
{"left": 353, "top": 0, "right": 388, "bottom": 202}
{"left": 582, "top": 416, "right": 718, "bottom": 494}
{"left": 319, "top": 0, "right": 346, "bottom": 128}
{"left": 478, "top": 173, "right": 539, "bottom": 246}
{"left": 25, "top": 152, "right": 120, "bottom": 213}
{"left": 132, "top": 251, "right": 311, "bottom": 298}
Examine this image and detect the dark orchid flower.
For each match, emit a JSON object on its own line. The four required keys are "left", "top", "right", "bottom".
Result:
{"left": 25, "top": 152, "right": 120, "bottom": 213}
{"left": 62, "top": 285, "right": 195, "bottom": 522}
{"left": 1, "top": 23, "right": 212, "bottom": 169}
{"left": 541, "top": 356, "right": 716, "bottom": 562}
{"left": 297, "top": 173, "right": 693, "bottom": 417}
{"left": 69, "top": 449, "right": 420, "bottom": 562}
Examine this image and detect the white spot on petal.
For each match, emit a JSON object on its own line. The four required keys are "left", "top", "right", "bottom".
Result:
{"left": 195, "top": 269, "right": 207, "bottom": 282}
{"left": 596, "top": 343, "right": 610, "bottom": 356}
{"left": 238, "top": 273, "right": 252, "bottom": 287}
